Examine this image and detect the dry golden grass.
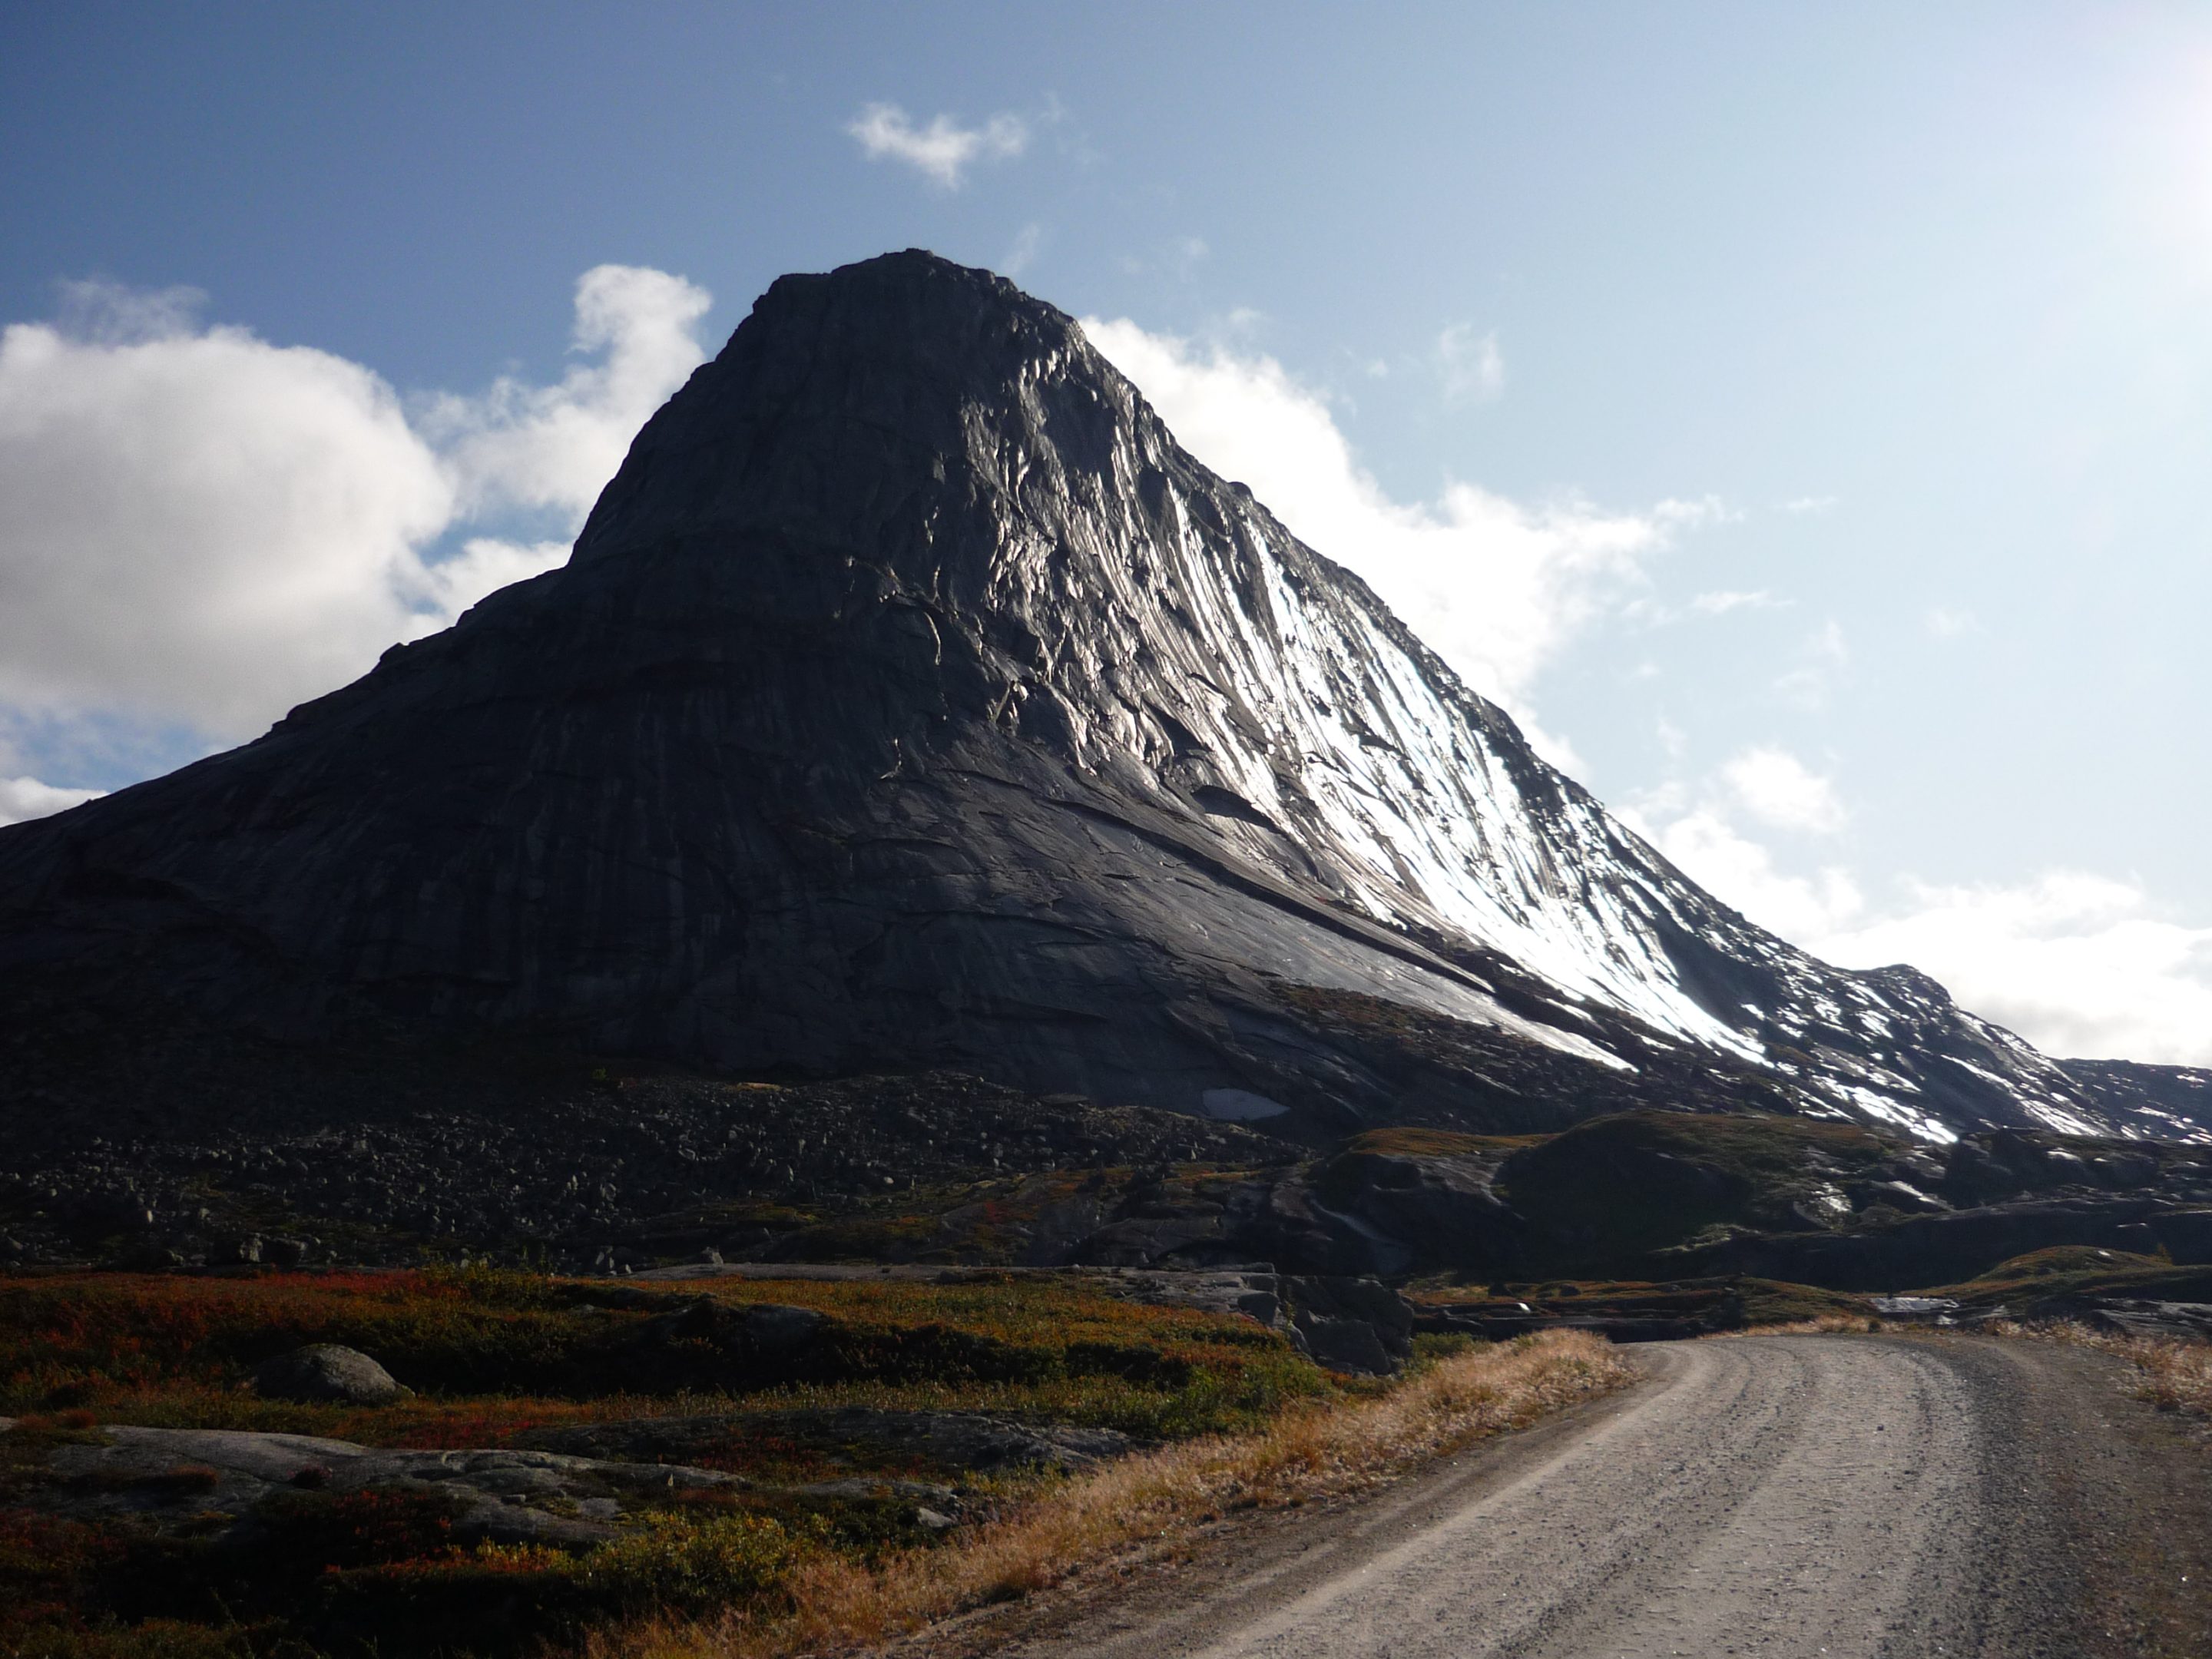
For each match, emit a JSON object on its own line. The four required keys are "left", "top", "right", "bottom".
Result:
{"left": 583, "top": 1330, "right": 1631, "bottom": 1659}
{"left": 1992, "top": 1320, "right": 2212, "bottom": 1419}
{"left": 1716, "top": 1313, "right": 1892, "bottom": 1337}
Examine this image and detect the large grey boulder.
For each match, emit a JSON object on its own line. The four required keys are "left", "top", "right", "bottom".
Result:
{"left": 1104, "top": 1267, "right": 1416, "bottom": 1376}
{"left": 250, "top": 1343, "right": 406, "bottom": 1404}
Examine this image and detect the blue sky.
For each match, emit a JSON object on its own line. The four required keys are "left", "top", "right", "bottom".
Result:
{"left": 2, "top": 2, "right": 2209, "bottom": 1061}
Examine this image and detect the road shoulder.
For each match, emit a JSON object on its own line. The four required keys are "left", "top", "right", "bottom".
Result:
{"left": 896, "top": 1343, "right": 1685, "bottom": 1659}
{"left": 1930, "top": 1330, "right": 2212, "bottom": 1658}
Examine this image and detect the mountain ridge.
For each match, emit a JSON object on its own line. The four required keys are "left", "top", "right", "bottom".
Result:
{"left": 0, "top": 249, "right": 2199, "bottom": 1146}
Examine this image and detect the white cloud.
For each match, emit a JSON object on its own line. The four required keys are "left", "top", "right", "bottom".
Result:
{"left": 0, "top": 775, "right": 104, "bottom": 828}
{"left": 1821, "top": 873, "right": 2212, "bottom": 1065}
{"left": 1624, "top": 747, "right": 1853, "bottom": 933}
{"left": 1637, "top": 803, "right": 1867, "bottom": 942}
{"left": 425, "top": 264, "right": 711, "bottom": 523}
{"left": 846, "top": 102, "right": 1028, "bottom": 188}
{"left": 0, "top": 307, "right": 455, "bottom": 737}
{"left": 1004, "top": 222, "right": 1045, "bottom": 276}
{"left": 1924, "top": 605, "right": 1982, "bottom": 638}
{"left": 1687, "top": 588, "right": 1782, "bottom": 616}
{"left": 1080, "top": 318, "right": 1682, "bottom": 717}
{"left": 1774, "top": 618, "right": 1849, "bottom": 708}
{"left": 1653, "top": 497, "right": 1740, "bottom": 528}
{"left": 1435, "top": 323, "right": 1505, "bottom": 403}
{"left": 1630, "top": 754, "right": 2212, "bottom": 1065}
{"left": 1116, "top": 238, "right": 1214, "bottom": 282}
{"left": 54, "top": 279, "right": 207, "bottom": 344}
{"left": 1621, "top": 584, "right": 1783, "bottom": 628}
{"left": 400, "top": 537, "right": 573, "bottom": 626}
{"left": 1721, "top": 746, "right": 1846, "bottom": 834}
{"left": 1780, "top": 495, "right": 1838, "bottom": 515}
{"left": 0, "top": 266, "right": 712, "bottom": 809}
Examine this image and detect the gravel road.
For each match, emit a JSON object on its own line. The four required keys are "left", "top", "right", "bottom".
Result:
{"left": 1002, "top": 1335, "right": 2212, "bottom": 1659}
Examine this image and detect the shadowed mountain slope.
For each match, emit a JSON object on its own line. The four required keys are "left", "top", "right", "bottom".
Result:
{"left": 0, "top": 251, "right": 2197, "bottom": 1144}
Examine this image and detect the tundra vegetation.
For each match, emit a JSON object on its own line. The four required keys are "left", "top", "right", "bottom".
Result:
{"left": 0, "top": 1266, "right": 1628, "bottom": 1657}
{"left": 8, "top": 1098, "right": 2212, "bottom": 1655}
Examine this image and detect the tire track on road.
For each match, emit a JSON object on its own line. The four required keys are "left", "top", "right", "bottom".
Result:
{"left": 1005, "top": 1336, "right": 2181, "bottom": 1659}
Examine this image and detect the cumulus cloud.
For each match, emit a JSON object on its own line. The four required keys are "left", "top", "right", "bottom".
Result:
{"left": 401, "top": 537, "right": 575, "bottom": 624}
{"left": 1081, "top": 318, "right": 1685, "bottom": 720}
{"left": 0, "top": 265, "right": 713, "bottom": 814}
{"left": 424, "top": 265, "right": 711, "bottom": 523}
{"left": 1720, "top": 746, "right": 1847, "bottom": 835}
{"left": 1628, "top": 754, "right": 2212, "bottom": 1065}
{"left": 1817, "top": 873, "right": 2212, "bottom": 1065}
{"left": 0, "top": 775, "right": 104, "bottom": 828}
{"left": 847, "top": 102, "right": 1027, "bottom": 188}
{"left": 1637, "top": 801, "right": 1867, "bottom": 943}
{"left": 0, "top": 306, "right": 456, "bottom": 736}
{"left": 1435, "top": 323, "right": 1505, "bottom": 403}
{"left": 1624, "top": 748, "right": 1855, "bottom": 933}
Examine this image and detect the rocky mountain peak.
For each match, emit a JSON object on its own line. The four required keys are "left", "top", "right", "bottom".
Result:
{"left": 0, "top": 251, "right": 2201, "bottom": 1147}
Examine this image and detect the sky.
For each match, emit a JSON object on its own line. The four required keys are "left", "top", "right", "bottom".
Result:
{"left": 2, "top": 2, "right": 2209, "bottom": 1064}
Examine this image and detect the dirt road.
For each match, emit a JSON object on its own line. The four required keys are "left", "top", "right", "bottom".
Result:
{"left": 1005, "top": 1335, "right": 2212, "bottom": 1659}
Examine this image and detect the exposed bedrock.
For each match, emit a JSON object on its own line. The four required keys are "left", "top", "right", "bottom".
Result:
{"left": 0, "top": 250, "right": 2200, "bottom": 1145}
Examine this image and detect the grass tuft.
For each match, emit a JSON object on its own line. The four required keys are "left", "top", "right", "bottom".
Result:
{"left": 1992, "top": 1320, "right": 2212, "bottom": 1419}
{"left": 580, "top": 1331, "right": 1631, "bottom": 1659}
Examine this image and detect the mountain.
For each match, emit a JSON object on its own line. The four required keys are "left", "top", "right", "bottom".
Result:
{"left": 0, "top": 250, "right": 2197, "bottom": 1147}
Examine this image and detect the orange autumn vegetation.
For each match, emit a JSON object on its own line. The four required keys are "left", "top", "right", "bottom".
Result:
{"left": 0, "top": 1269, "right": 1629, "bottom": 1657}
{"left": 585, "top": 1330, "right": 1631, "bottom": 1659}
{"left": 0, "top": 1267, "right": 1323, "bottom": 1444}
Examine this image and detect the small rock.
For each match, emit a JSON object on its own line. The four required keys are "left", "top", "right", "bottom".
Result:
{"left": 251, "top": 1343, "right": 406, "bottom": 1405}
{"left": 743, "top": 1303, "right": 826, "bottom": 1352}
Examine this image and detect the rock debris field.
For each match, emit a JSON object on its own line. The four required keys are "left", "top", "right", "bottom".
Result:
{"left": 0, "top": 1069, "right": 1296, "bottom": 1272}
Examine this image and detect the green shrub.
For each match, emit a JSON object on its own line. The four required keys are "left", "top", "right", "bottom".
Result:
{"left": 578, "top": 1512, "right": 819, "bottom": 1616}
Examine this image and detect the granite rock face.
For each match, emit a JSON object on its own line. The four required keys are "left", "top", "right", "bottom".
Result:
{"left": 0, "top": 250, "right": 2199, "bottom": 1144}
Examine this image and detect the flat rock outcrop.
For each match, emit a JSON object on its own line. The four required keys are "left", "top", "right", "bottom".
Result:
{"left": 522, "top": 1407, "right": 1132, "bottom": 1473}
{"left": 0, "top": 1420, "right": 733, "bottom": 1547}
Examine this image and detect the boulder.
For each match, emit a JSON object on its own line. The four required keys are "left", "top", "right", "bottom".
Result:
{"left": 250, "top": 1343, "right": 406, "bottom": 1405}
{"left": 1283, "top": 1274, "right": 1416, "bottom": 1376}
